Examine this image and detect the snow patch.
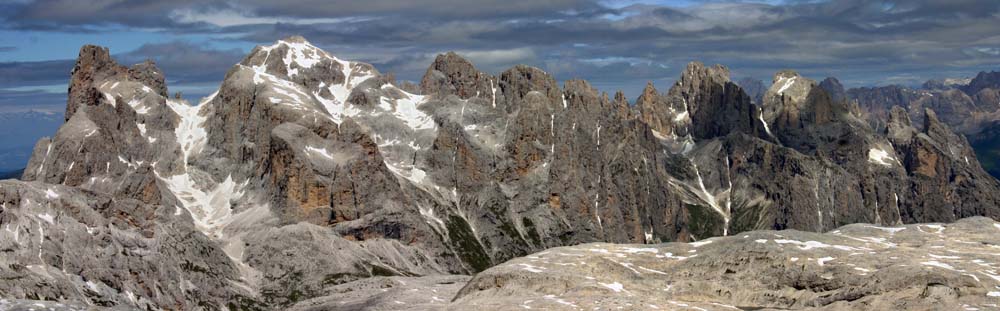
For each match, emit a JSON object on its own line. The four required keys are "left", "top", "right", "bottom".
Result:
{"left": 600, "top": 282, "right": 625, "bottom": 292}
{"left": 167, "top": 98, "right": 208, "bottom": 170}
{"left": 690, "top": 240, "right": 713, "bottom": 248}
{"left": 691, "top": 162, "right": 729, "bottom": 235}
{"left": 44, "top": 189, "right": 59, "bottom": 199}
{"left": 622, "top": 247, "right": 658, "bottom": 254}
{"left": 159, "top": 173, "right": 247, "bottom": 238}
{"left": 378, "top": 91, "right": 435, "bottom": 131}
{"left": 758, "top": 108, "right": 773, "bottom": 137}
{"left": 519, "top": 263, "right": 545, "bottom": 273}
{"left": 418, "top": 205, "right": 447, "bottom": 235}
{"left": 37, "top": 213, "right": 54, "bottom": 224}
{"left": 304, "top": 145, "right": 334, "bottom": 160}
{"left": 866, "top": 225, "right": 906, "bottom": 233}
{"left": 868, "top": 147, "right": 898, "bottom": 167}
{"left": 673, "top": 111, "right": 689, "bottom": 122}
{"left": 776, "top": 76, "right": 797, "bottom": 94}
{"left": 774, "top": 239, "right": 859, "bottom": 251}
{"left": 922, "top": 260, "right": 957, "bottom": 270}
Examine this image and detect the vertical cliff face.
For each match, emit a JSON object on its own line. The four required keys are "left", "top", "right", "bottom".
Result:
{"left": 5, "top": 37, "right": 1000, "bottom": 309}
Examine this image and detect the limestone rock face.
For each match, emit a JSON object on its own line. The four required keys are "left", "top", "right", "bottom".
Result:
{"left": 0, "top": 181, "right": 247, "bottom": 309}
{"left": 890, "top": 108, "right": 1000, "bottom": 221}
{"left": 762, "top": 70, "right": 819, "bottom": 131}
{"left": 636, "top": 82, "right": 677, "bottom": 137}
{"left": 5, "top": 37, "right": 1000, "bottom": 309}
{"left": 666, "top": 62, "right": 767, "bottom": 140}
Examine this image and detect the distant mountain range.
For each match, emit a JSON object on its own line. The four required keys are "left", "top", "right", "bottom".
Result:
{"left": 1, "top": 37, "right": 999, "bottom": 310}
{"left": 737, "top": 71, "right": 1000, "bottom": 177}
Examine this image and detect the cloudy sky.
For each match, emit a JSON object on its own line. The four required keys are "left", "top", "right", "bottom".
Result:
{"left": 1, "top": 0, "right": 998, "bottom": 112}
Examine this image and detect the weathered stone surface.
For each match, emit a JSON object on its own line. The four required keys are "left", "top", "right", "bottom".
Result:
{"left": 288, "top": 275, "right": 469, "bottom": 311}
{"left": 0, "top": 181, "right": 248, "bottom": 310}
{"left": 451, "top": 217, "right": 1000, "bottom": 310}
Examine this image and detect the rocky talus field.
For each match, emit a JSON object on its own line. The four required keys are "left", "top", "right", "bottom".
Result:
{"left": 2, "top": 36, "right": 1000, "bottom": 310}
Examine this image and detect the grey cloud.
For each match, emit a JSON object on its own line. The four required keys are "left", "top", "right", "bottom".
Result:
{"left": 0, "top": 88, "right": 66, "bottom": 112}
{"left": 117, "top": 41, "right": 245, "bottom": 84}
{"left": 236, "top": 0, "right": 606, "bottom": 19}
{"left": 6, "top": 0, "right": 223, "bottom": 30}
{"left": 0, "top": 59, "right": 75, "bottom": 87}
{"left": 0, "top": 40, "right": 246, "bottom": 115}
{"left": 4, "top": 0, "right": 606, "bottom": 30}
{"left": 4, "top": 0, "right": 1000, "bottom": 95}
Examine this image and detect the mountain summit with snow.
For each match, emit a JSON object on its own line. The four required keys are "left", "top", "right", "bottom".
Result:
{"left": 3, "top": 36, "right": 1000, "bottom": 310}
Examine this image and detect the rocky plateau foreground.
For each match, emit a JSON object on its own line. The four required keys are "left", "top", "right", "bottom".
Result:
{"left": 6, "top": 218, "right": 1000, "bottom": 310}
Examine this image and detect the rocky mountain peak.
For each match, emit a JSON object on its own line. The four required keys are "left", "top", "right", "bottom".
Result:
{"left": 772, "top": 69, "right": 799, "bottom": 81}
{"left": 640, "top": 81, "right": 657, "bottom": 97}
{"left": 237, "top": 35, "right": 369, "bottom": 89}
{"left": 128, "top": 60, "right": 168, "bottom": 97}
{"left": 420, "top": 52, "right": 492, "bottom": 100}
{"left": 636, "top": 79, "right": 689, "bottom": 139}
{"left": 498, "top": 64, "right": 560, "bottom": 110}
{"left": 888, "top": 105, "right": 912, "bottom": 126}
{"left": 886, "top": 105, "right": 917, "bottom": 144}
{"left": 766, "top": 70, "right": 815, "bottom": 101}
{"left": 65, "top": 45, "right": 130, "bottom": 121}
{"left": 963, "top": 70, "right": 1000, "bottom": 95}
{"left": 818, "top": 77, "right": 845, "bottom": 102}
{"left": 282, "top": 35, "right": 310, "bottom": 43}
{"left": 676, "top": 61, "right": 730, "bottom": 88}
{"left": 636, "top": 81, "right": 677, "bottom": 135}
{"left": 761, "top": 70, "right": 817, "bottom": 129}
{"left": 921, "top": 107, "right": 956, "bottom": 142}
{"left": 76, "top": 44, "right": 115, "bottom": 71}
{"left": 923, "top": 77, "right": 971, "bottom": 91}
{"left": 658, "top": 62, "right": 768, "bottom": 141}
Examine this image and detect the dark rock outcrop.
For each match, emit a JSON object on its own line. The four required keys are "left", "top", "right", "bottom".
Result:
{"left": 819, "top": 77, "right": 846, "bottom": 102}
{"left": 963, "top": 71, "right": 1000, "bottom": 96}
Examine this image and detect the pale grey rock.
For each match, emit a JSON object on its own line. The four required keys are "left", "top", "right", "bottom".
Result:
{"left": 288, "top": 275, "right": 469, "bottom": 311}
{"left": 0, "top": 181, "right": 248, "bottom": 309}
{"left": 452, "top": 217, "right": 1000, "bottom": 310}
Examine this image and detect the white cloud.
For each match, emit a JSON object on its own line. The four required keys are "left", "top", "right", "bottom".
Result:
{"left": 452, "top": 48, "right": 537, "bottom": 66}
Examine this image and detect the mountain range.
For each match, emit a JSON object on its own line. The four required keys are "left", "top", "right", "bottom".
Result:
{"left": 2, "top": 36, "right": 1000, "bottom": 310}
